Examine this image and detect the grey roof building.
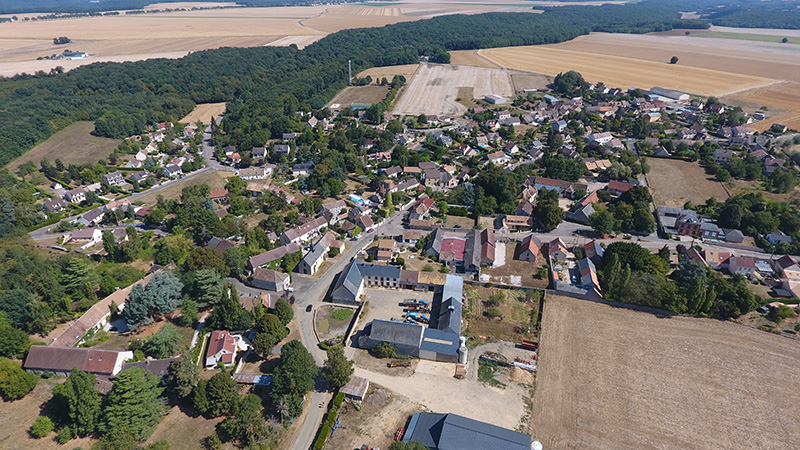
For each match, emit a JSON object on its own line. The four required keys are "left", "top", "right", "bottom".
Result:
{"left": 402, "top": 412, "right": 531, "bottom": 450}
{"left": 331, "top": 260, "right": 402, "bottom": 304}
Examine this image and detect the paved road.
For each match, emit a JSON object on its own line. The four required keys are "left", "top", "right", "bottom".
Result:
{"left": 289, "top": 211, "right": 404, "bottom": 450}
{"left": 202, "top": 125, "right": 234, "bottom": 172}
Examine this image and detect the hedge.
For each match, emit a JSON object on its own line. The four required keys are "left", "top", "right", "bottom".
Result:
{"left": 312, "top": 391, "right": 347, "bottom": 450}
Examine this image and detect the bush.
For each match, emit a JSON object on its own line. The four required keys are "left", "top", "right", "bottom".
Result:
{"left": 421, "top": 264, "right": 433, "bottom": 272}
{"left": 313, "top": 424, "right": 331, "bottom": 450}
{"left": 332, "top": 392, "right": 345, "bottom": 409}
{"left": 30, "top": 416, "right": 54, "bottom": 438}
{"left": 486, "top": 307, "right": 502, "bottom": 320}
{"left": 331, "top": 309, "right": 354, "bottom": 321}
{"left": 57, "top": 426, "right": 73, "bottom": 444}
{"left": 370, "top": 342, "right": 397, "bottom": 359}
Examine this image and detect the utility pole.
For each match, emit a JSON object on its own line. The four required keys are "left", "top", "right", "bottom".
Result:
{"left": 348, "top": 59, "right": 352, "bottom": 86}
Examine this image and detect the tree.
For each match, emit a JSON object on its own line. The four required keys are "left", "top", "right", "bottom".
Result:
{"left": 177, "top": 298, "right": 198, "bottom": 327}
{"left": 183, "top": 246, "right": 228, "bottom": 275}
{"left": 321, "top": 347, "right": 354, "bottom": 391}
{"left": 252, "top": 331, "right": 281, "bottom": 356}
{"left": 271, "top": 340, "right": 317, "bottom": 403}
{"left": 0, "top": 357, "right": 38, "bottom": 400}
{"left": 631, "top": 208, "right": 656, "bottom": 234}
{"left": 601, "top": 242, "right": 651, "bottom": 272}
{"left": 154, "top": 234, "right": 193, "bottom": 265}
{"left": 30, "top": 415, "right": 54, "bottom": 438}
{"left": 589, "top": 209, "right": 615, "bottom": 235}
{"left": 535, "top": 198, "right": 565, "bottom": 231}
{"left": 51, "top": 368, "right": 101, "bottom": 436}
{"left": 167, "top": 352, "right": 199, "bottom": 398}
{"left": 123, "top": 271, "right": 184, "bottom": 330}
{"left": 202, "top": 370, "right": 239, "bottom": 417}
{"left": 782, "top": 37, "right": 789, "bottom": 43}
{"left": 101, "top": 367, "right": 165, "bottom": 441}
{"left": 715, "top": 168, "right": 731, "bottom": 182}
{"left": 143, "top": 324, "right": 181, "bottom": 359}
{"left": 272, "top": 298, "right": 293, "bottom": 326}
{"left": 370, "top": 342, "right": 397, "bottom": 359}
{"left": 0, "top": 324, "right": 29, "bottom": 358}
{"left": 206, "top": 284, "right": 251, "bottom": 332}
{"left": 669, "top": 56, "right": 679, "bottom": 64}
{"left": 187, "top": 269, "right": 225, "bottom": 308}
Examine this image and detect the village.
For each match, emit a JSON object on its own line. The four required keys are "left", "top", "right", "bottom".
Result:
{"left": 3, "top": 61, "right": 800, "bottom": 450}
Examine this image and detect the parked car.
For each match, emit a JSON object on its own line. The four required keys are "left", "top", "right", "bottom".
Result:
{"left": 306, "top": 305, "right": 313, "bottom": 312}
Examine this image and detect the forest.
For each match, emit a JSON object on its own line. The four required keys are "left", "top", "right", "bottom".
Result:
{"left": 0, "top": 4, "right": 704, "bottom": 168}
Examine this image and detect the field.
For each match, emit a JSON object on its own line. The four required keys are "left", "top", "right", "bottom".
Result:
{"left": 180, "top": 102, "right": 226, "bottom": 124}
{"left": 697, "top": 31, "right": 800, "bottom": 45}
{"left": 529, "top": 295, "right": 800, "bottom": 448}
{"left": 357, "top": 63, "right": 420, "bottom": 81}
{"left": 328, "top": 85, "right": 390, "bottom": 108}
{"left": 726, "top": 82, "right": 800, "bottom": 132}
{"left": 392, "top": 63, "right": 518, "bottom": 116}
{"left": 134, "top": 169, "right": 233, "bottom": 205}
{"left": 5, "top": 121, "right": 119, "bottom": 171}
{"left": 645, "top": 158, "right": 730, "bottom": 207}
{"left": 465, "top": 45, "right": 777, "bottom": 97}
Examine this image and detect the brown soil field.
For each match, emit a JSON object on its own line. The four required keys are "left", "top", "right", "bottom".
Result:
{"left": 6, "top": 121, "right": 119, "bottom": 171}
{"left": 180, "top": 102, "right": 227, "bottom": 124}
{"left": 135, "top": 169, "right": 233, "bottom": 204}
{"left": 328, "top": 85, "right": 390, "bottom": 107}
{"left": 357, "top": 63, "right": 420, "bottom": 81}
{"left": 263, "top": 35, "right": 324, "bottom": 49}
{"left": 392, "top": 63, "right": 518, "bottom": 116}
{"left": 474, "top": 45, "right": 777, "bottom": 97}
{"left": 646, "top": 158, "right": 730, "bottom": 207}
{"left": 530, "top": 295, "right": 800, "bottom": 449}
{"left": 449, "top": 49, "right": 503, "bottom": 68}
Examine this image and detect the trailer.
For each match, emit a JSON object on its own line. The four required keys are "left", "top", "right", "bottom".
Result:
{"left": 520, "top": 340, "right": 539, "bottom": 351}
{"left": 387, "top": 361, "right": 412, "bottom": 368}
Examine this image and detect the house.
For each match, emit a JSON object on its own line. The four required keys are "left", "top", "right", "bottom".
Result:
{"left": 103, "top": 171, "right": 125, "bottom": 187}
{"left": 702, "top": 249, "right": 730, "bottom": 269}
{"left": 548, "top": 238, "right": 569, "bottom": 262}
{"left": 552, "top": 120, "right": 568, "bottom": 133}
{"left": 498, "top": 215, "right": 533, "bottom": 231}
{"left": 65, "top": 188, "right": 87, "bottom": 204}
{"left": 773, "top": 255, "right": 800, "bottom": 280}
{"left": 306, "top": 116, "right": 318, "bottom": 129}
{"left": 44, "top": 198, "right": 69, "bottom": 213}
{"left": 713, "top": 148, "right": 735, "bottom": 163}
{"left": 238, "top": 167, "right": 269, "bottom": 180}
{"left": 24, "top": 347, "right": 133, "bottom": 378}
{"left": 728, "top": 256, "right": 756, "bottom": 277}
{"left": 207, "top": 236, "right": 235, "bottom": 253}
{"left": 518, "top": 186, "right": 538, "bottom": 203}
{"left": 400, "top": 230, "right": 426, "bottom": 247}
{"left": 721, "top": 228, "right": 744, "bottom": 243}
{"left": 514, "top": 201, "right": 534, "bottom": 217}
{"left": 588, "top": 132, "right": 613, "bottom": 145}
{"left": 162, "top": 164, "right": 183, "bottom": 178}
{"left": 606, "top": 180, "right": 635, "bottom": 196}
{"left": 105, "top": 198, "right": 132, "bottom": 212}
{"left": 675, "top": 210, "right": 721, "bottom": 240}
{"left": 251, "top": 147, "right": 268, "bottom": 161}
{"left": 279, "top": 217, "right": 327, "bottom": 245}
{"left": 246, "top": 242, "right": 301, "bottom": 274}
{"left": 77, "top": 208, "right": 105, "bottom": 227}
{"left": 331, "top": 260, "right": 403, "bottom": 304}
{"left": 68, "top": 228, "right": 102, "bottom": 244}
{"left": 578, "top": 258, "right": 600, "bottom": 292}
{"left": 400, "top": 412, "right": 532, "bottom": 450}
{"left": 121, "top": 358, "right": 178, "bottom": 381}
{"left": 504, "top": 142, "right": 519, "bottom": 154}
{"left": 292, "top": 161, "right": 315, "bottom": 176}
{"left": 480, "top": 229, "right": 495, "bottom": 266}
{"left": 517, "top": 235, "right": 541, "bottom": 262}
{"left": 485, "top": 151, "right": 510, "bottom": 166}
{"left": 205, "top": 330, "right": 239, "bottom": 367}
{"left": 766, "top": 230, "right": 792, "bottom": 246}
{"left": 584, "top": 240, "right": 604, "bottom": 263}
{"left": 319, "top": 199, "right": 347, "bottom": 217}
{"left": 356, "top": 215, "right": 374, "bottom": 231}
{"left": 566, "top": 202, "right": 595, "bottom": 224}
{"left": 376, "top": 238, "right": 396, "bottom": 262}
{"left": 250, "top": 268, "right": 290, "bottom": 291}
{"left": 425, "top": 228, "right": 484, "bottom": 273}
{"left": 130, "top": 171, "right": 151, "bottom": 183}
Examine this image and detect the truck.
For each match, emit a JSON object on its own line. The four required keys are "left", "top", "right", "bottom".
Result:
{"left": 405, "top": 312, "right": 419, "bottom": 318}
{"left": 417, "top": 299, "right": 429, "bottom": 306}
{"left": 520, "top": 339, "right": 539, "bottom": 351}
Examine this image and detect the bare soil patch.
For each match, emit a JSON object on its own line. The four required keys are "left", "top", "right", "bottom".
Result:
{"left": 6, "top": 121, "right": 119, "bottom": 171}
{"left": 135, "top": 170, "right": 233, "bottom": 204}
{"left": 476, "top": 44, "right": 777, "bottom": 97}
{"left": 328, "top": 85, "right": 390, "bottom": 107}
{"left": 392, "top": 63, "right": 518, "bottom": 117}
{"left": 462, "top": 284, "right": 539, "bottom": 343}
{"left": 357, "top": 63, "right": 420, "bottom": 81}
{"left": 530, "top": 295, "right": 800, "bottom": 448}
{"left": 646, "top": 158, "right": 729, "bottom": 207}
{"left": 180, "top": 102, "right": 227, "bottom": 124}
{"left": 482, "top": 243, "right": 549, "bottom": 289}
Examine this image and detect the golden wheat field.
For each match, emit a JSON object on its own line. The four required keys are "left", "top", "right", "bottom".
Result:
{"left": 531, "top": 295, "right": 800, "bottom": 449}
{"left": 180, "top": 102, "right": 227, "bottom": 124}
{"left": 468, "top": 46, "right": 777, "bottom": 97}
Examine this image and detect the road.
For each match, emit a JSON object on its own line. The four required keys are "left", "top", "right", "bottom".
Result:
{"left": 202, "top": 125, "right": 234, "bottom": 172}
{"left": 288, "top": 211, "right": 405, "bottom": 450}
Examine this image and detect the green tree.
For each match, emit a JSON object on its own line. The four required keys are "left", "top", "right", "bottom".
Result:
{"left": 123, "top": 271, "right": 184, "bottom": 330}
{"left": 370, "top": 342, "right": 397, "bottom": 359}
{"left": 101, "top": 367, "right": 165, "bottom": 441}
{"left": 203, "top": 370, "right": 239, "bottom": 417}
{"left": 143, "top": 324, "right": 181, "bottom": 359}
{"left": 535, "top": 198, "right": 565, "bottom": 231}
{"left": 271, "top": 340, "right": 317, "bottom": 405}
{"left": 30, "top": 415, "right": 54, "bottom": 438}
{"left": 206, "top": 284, "right": 251, "bottom": 332}
{"left": 589, "top": 209, "right": 615, "bottom": 235}
{"left": 167, "top": 352, "right": 199, "bottom": 398}
{"left": 0, "top": 324, "right": 29, "bottom": 358}
{"left": 187, "top": 269, "right": 225, "bottom": 309}
{"left": 252, "top": 331, "right": 281, "bottom": 357}
{"left": 631, "top": 208, "right": 656, "bottom": 234}
{"left": 272, "top": 298, "right": 294, "bottom": 326}
{"left": 154, "top": 234, "right": 194, "bottom": 265}
{"left": 0, "top": 357, "right": 38, "bottom": 400}
{"left": 321, "top": 347, "right": 354, "bottom": 391}
{"left": 183, "top": 246, "right": 228, "bottom": 275}
{"left": 51, "top": 368, "right": 101, "bottom": 436}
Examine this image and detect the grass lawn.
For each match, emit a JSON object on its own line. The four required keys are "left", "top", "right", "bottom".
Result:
{"left": 6, "top": 121, "right": 119, "bottom": 172}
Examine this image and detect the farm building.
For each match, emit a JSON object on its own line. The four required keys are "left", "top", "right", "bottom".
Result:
{"left": 401, "top": 412, "right": 532, "bottom": 450}
{"left": 250, "top": 268, "right": 290, "bottom": 292}
{"left": 340, "top": 376, "right": 370, "bottom": 401}
{"left": 484, "top": 94, "right": 507, "bottom": 105}
{"left": 24, "top": 346, "right": 133, "bottom": 378}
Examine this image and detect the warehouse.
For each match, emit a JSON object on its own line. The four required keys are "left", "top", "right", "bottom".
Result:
{"left": 402, "top": 412, "right": 532, "bottom": 450}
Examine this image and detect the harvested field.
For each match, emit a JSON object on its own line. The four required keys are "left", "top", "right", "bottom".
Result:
{"left": 180, "top": 102, "right": 226, "bottom": 124}
{"left": 6, "top": 121, "right": 119, "bottom": 171}
{"left": 357, "top": 63, "right": 420, "bottom": 81}
{"left": 264, "top": 35, "right": 324, "bottom": 49}
{"left": 449, "top": 49, "right": 503, "bottom": 68}
{"left": 510, "top": 72, "right": 550, "bottom": 92}
{"left": 646, "top": 158, "right": 729, "bottom": 207}
{"left": 135, "top": 169, "right": 233, "bottom": 204}
{"left": 530, "top": 295, "right": 800, "bottom": 449}
{"left": 475, "top": 45, "right": 777, "bottom": 97}
{"left": 328, "top": 85, "right": 390, "bottom": 107}
{"left": 726, "top": 82, "right": 800, "bottom": 131}
{"left": 697, "top": 31, "right": 800, "bottom": 45}
{"left": 392, "top": 63, "right": 517, "bottom": 116}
